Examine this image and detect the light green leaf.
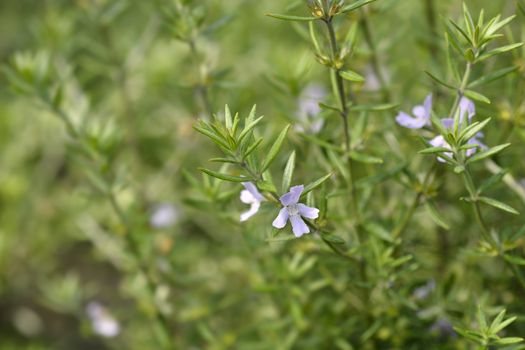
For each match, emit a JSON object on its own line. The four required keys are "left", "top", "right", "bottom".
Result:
{"left": 341, "top": 0, "right": 376, "bottom": 14}
{"left": 266, "top": 13, "right": 317, "bottom": 21}
{"left": 478, "top": 196, "right": 519, "bottom": 215}
{"left": 282, "top": 151, "right": 296, "bottom": 193}
{"left": 198, "top": 168, "right": 246, "bottom": 182}
{"left": 424, "top": 201, "right": 450, "bottom": 230}
{"left": 261, "top": 124, "right": 291, "bottom": 172}
{"left": 340, "top": 70, "right": 365, "bottom": 83}
{"left": 349, "top": 151, "right": 383, "bottom": 164}
{"left": 302, "top": 173, "right": 332, "bottom": 197}
{"left": 464, "top": 90, "right": 491, "bottom": 104}
{"left": 467, "top": 143, "right": 510, "bottom": 164}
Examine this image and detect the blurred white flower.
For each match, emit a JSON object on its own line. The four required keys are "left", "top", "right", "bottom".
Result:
{"left": 150, "top": 203, "right": 178, "bottom": 229}
{"left": 240, "top": 182, "right": 265, "bottom": 222}
{"left": 86, "top": 301, "right": 120, "bottom": 338}
{"left": 296, "top": 83, "right": 326, "bottom": 134}
{"left": 412, "top": 279, "right": 436, "bottom": 300}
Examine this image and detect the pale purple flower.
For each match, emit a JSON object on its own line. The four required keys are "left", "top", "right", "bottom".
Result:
{"left": 429, "top": 97, "right": 485, "bottom": 162}
{"left": 396, "top": 94, "right": 433, "bottom": 129}
{"left": 429, "top": 135, "right": 452, "bottom": 163}
{"left": 86, "top": 302, "right": 120, "bottom": 338}
{"left": 150, "top": 203, "right": 178, "bottom": 229}
{"left": 440, "top": 96, "right": 476, "bottom": 129}
{"left": 240, "top": 182, "right": 265, "bottom": 222}
{"left": 272, "top": 185, "right": 319, "bottom": 237}
{"left": 295, "top": 84, "right": 326, "bottom": 134}
{"left": 466, "top": 132, "right": 487, "bottom": 157}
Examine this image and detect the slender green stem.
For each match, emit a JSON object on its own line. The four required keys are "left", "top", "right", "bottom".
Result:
{"left": 323, "top": 18, "right": 360, "bottom": 223}
{"left": 392, "top": 164, "right": 436, "bottom": 239}
{"left": 461, "top": 169, "right": 525, "bottom": 291}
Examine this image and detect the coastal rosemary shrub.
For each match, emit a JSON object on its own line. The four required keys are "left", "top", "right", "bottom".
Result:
{"left": 2, "top": 0, "right": 525, "bottom": 349}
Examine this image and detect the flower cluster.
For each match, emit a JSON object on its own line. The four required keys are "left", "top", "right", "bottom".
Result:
{"left": 396, "top": 94, "right": 486, "bottom": 162}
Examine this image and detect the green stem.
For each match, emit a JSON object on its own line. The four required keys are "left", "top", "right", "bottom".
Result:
{"left": 463, "top": 170, "right": 525, "bottom": 291}
{"left": 392, "top": 164, "right": 436, "bottom": 239}
{"left": 323, "top": 18, "right": 360, "bottom": 223}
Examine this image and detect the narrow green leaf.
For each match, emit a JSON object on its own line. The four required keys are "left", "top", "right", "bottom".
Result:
{"left": 302, "top": 173, "right": 332, "bottom": 197}
{"left": 425, "top": 71, "right": 456, "bottom": 89}
{"left": 478, "top": 196, "right": 519, "bottom": 215}
{"left": 467, "top": 143, "right": 510, "bottom": 163}
{"left": 476, "top": 306, "right": 487, "bottom": 332}
{"left": 261, "top": 124, "right": 291, "bottom": 172}
{"left": 209, "top": 157, "right": 239, "bottom": 164}
{"left": 244, "top": 137, "right": 263, "bottom": 158}
{"left": 494, "top": 337, "right": 523, "bottom": 345}
{"left": 266, "top": 13, "right": 316, "bottom": 21}
{"left": 198, "top": 168, "right": 246, "bottom": 182}
{"left": 492, "top": 315, "right": 518, "bottom": 335}
{"left": 419, "top": 146, "right": 452, "bottom": 155}
{"left": 468, "top": 66, "right": 518, "bottom": 88}
{"left": 424, "top": 201, "right": 450, "bottom": 230}
{"left": 459, "top": 118, "right": 491, "bottom": 143}
{"left": 319, "top": 102, "right": 341, "bottom": 112}
{"left": 194, "top": 124, "right": 230, "bottom": 150}
{"left": 341, "top": 0, "right": 376, "bottom": 13}
{"left": 503, "top": 254, "right": 525, "bottom": 266}
{"left": 224, "top": 104, "right": 232, "bottom": 130}
{"left": 320, "top": 233, "right": 346, "bottom": 245}
{"left": 489, "top": 309, "right": 507, "bottom": 334}
{"left": 282, "top": 151, "right": 296, "bottom": 193}
{"left": 349, "top": 103, "right": 398, "bottom": 112}
{"left": 349, "top": 151, "right": 383, "bottom": 164}
{"left": 340, "top": 70, "right": 365, "bottom": 83}
{"left": 477, "top": 43, "right": 523, "bottom": 62}
{"left": 239, "top": 116, "right": 264, "bottom": 144}
{"left": 464, "top": 90, "right": 491, "bottom": 104}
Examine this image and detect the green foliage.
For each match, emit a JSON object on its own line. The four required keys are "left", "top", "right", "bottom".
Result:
{"left": 2, "top": 0, "right": 525, "bottom": 349}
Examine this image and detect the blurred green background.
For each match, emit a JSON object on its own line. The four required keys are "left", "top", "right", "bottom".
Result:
{"left": 1, "top": 0, "right": 525, "bottom": 349}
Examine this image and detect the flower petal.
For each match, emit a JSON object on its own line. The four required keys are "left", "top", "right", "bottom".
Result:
{"left": 459, "top": 97, "right": 475, "bottom": 122}
{"left": 297, "top": 203, "right": 319, "bottom": 219}
{"left": 279, "top": 185, "right": 304, "bottom": 206}
{"left": 242, "top": 182, "right": 265, "bottom": 202}
{"left": 395, "top": 111, "right": 427, "bottom": 129}
{"left": 441, "top": 118, "right": 454, "bottom": 129}
{"left": 240, "top": 190, "right": 255, "bottom": 204}
{"left": 272, "top": 208, "right": 289, "bottom": 229}
{"left": 424, "top": 93, "right": 433, "bottom": 117}
{"left": 466, "top": 134, "right": 487, "bottom": 157}
{"left": 290, "top": 215, "right": 310, "bottom": 237}
{"left": 412, "top": 105, "right": 426, "bottom": 119}
{"left": 240, "top": 202, "right": 261, "bottom": 222}
{"left": 429, "top": 135, "right": 452, "bottom": 163}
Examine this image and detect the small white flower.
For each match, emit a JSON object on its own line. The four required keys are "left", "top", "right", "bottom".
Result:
{"left": 240, "top": 182, "right": 265, "bottom": 222}
{"left": 86, "top": 302, "right": 120, "bottom": 338}
{"left": 150, "top": 203, "right": 178, "bottom": 229}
